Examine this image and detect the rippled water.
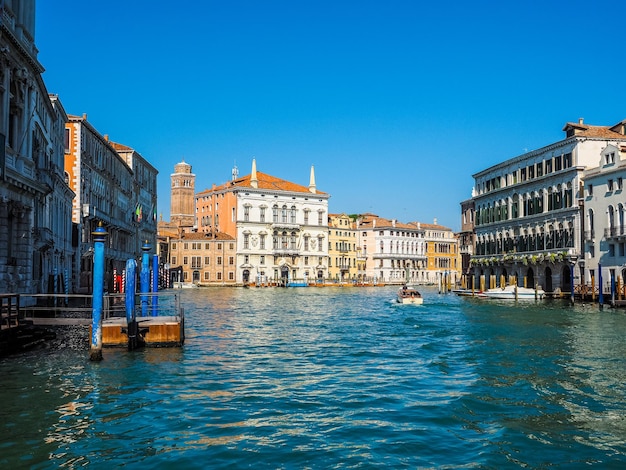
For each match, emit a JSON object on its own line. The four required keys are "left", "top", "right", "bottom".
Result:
{"left": 2, "top": 287, "right": 626, "bottom": 468}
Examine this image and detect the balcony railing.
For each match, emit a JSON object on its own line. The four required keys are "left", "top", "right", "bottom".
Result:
{"left": 604, "top": 226, "right": 626, "bottom": 238}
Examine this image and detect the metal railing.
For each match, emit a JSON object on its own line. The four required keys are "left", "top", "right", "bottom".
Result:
{"left": 19, "top": 292, "right": 183, "bottom": 322}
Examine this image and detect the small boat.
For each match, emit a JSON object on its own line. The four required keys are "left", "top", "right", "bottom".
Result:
{"left": 173, "top": 281, "right": 198, "bottom": 289}
{"left": 397, "top": 285, "right": 423, "bottom": 305}
{"left": 452, "top": 288, "right": 475, "bottom": 297}
{"left": 478, "top": 285, "right": 544, "bottom": 300}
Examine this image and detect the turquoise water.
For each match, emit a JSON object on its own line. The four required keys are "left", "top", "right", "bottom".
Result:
{"left": 2, "top": 287, "right": 626, "bottom": 468}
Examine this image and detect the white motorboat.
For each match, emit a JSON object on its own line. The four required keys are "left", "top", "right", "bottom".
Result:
{"left": 478, "top": 285, "right": 544, "bottom": 300}
{"left": 173, "top": 281, "right": 198, "bottom": 289}
{"left": 397, "top": 286, "right": 424, "bottom": 305}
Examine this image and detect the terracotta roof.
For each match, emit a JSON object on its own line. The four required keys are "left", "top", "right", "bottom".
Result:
{"left": 199, "top": 171, "right": 326, "bottom": 195}
{"left": 175, "top": 231, "right": 234, "bottom": 241}
{"left": 562, "top": 122, "right": 626, "bottom": 139}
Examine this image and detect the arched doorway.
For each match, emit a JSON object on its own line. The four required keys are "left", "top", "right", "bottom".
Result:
{"left": 544, "top": 267, "right": 552, "bottom": 293}
{"left": 280, "top": 265, "right": 289, "bottom": 285}
{"left": 561, "top": 265, "right": 571, "bottom": 293}
{"left": 192, "top": 270, "right": 200, "bottom": 284}
{"left": 527, "top": 267, "right": 535, "bottom": 289}
{"left": 243, "top": 269, "right": 250, "bottom": 284}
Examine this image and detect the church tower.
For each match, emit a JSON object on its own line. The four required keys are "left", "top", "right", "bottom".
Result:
{"left": 170, "top": 160, "right": 196, "bottom": 228}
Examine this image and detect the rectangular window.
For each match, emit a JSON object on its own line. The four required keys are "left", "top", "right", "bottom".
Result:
{"left": 260, "top": 207, "right": 266, "bottom": 223}
{"left": 228, "top": 256, "right": 234, "bottom": 265}
{"left": 204, "top": 272, "right": 210, "bottom": 280}
{"left": 183, "top": 256, "right": 188, "bottom": 265}
{"left": 228, "top": 272, "right": 234, "bottom": 280}
{"left": 191, "top": 256, "right": 202, "bottom": 268}
{"left": 217, "top": 272, "right": 222, "bottom": 280}
{"left": 217, "top": 256, "right": 222, "bottom": 265}
{"left": 546, "top": 159, "right": 552, "bottom": 174}
{"left": 608, "top": 179, "right": 614, "bottom": 191}
{"left": 229, "top": 243, "right": 234, "bottom": 250}
{"left": 204, "top": 257, "right": 210, "bottom": 265}
{"left": 217, "top": 243, "right": 222, "bottom": 250}
{"left": 619, "top": 178, "right": 623, "bottom": 190}
{"left": 609, "top": 244, "right": 615, "bottom": 257}
{"left": 536, "top": 162, "right": 543, "bottom": 177}
{"left": 244, "top": 233, "right": 249, "bottom": 249}
{"left": 554, "top": 155, "right": 562, "bottom": 171}
{"left": 172, "top": 256, "right": 177, "bottom": 265}
{"left": 588, "top": 184, "right": 593, "bottom": 196}
{"left": 260, "top": 234, "right": 266, "bottom": 250}
{"left": 564, "top": 152, "right": 572, "bottom": 168}
{"left": 318, "top": 211, "right": 323, "bottom": 225}
{"left": 244, "top": 206, "right": 250, "bottom": 222}
{"left": 260, "top": 255, "right": 265, "bottom": 265}
{"left": 304, "top": 210, "right": 309, "bottom": 225}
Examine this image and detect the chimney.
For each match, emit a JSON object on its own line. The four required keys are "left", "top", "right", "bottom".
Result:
{"left": 433, "top": 217, "right": 438, "bottom": 225}
{"left": 579, "top": 117, "right": 584, "bottom": 125}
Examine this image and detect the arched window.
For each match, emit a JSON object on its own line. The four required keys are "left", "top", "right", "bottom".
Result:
{"left": 588, "top": 209, "right": 595, "bottom": 239}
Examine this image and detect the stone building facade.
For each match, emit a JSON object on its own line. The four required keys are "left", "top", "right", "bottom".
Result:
{"left": 328, "top": 213, "right": 358, "bottom": 282}
{"left": 0, "top": 1, "right": 74, "bottom": 295}
{"left": 195, "top": 159, "right": 329, "bottom": 285}
{"left": 470, "top": 118, "right": 626, "bottom": 293}
{"left": 65, "top": 115, "right": 157, "bottom": 293}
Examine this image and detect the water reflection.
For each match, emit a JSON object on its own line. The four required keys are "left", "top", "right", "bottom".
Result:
{"left": 2, "top": 288, "right": 626, "bottom": 467}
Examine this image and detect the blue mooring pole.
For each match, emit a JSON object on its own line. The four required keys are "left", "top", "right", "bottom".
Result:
{"left": 152, "top": 254, "right": 159, "bottom": 316}
{"left": 598, "top": 263, "right": 604, "bottom": 310}
{"left": 89, "top": 223, "right": 108, "bottom": 362}
{"left": 140, "top": 241, "right": 151, "bottom": 317}
{"left": 125, "top": 258, "right": 142, "bottom": 350}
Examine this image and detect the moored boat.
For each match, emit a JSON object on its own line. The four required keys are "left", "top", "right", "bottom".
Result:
{"left": 478, "top": 285, "right": 544, "bottom": 300}
{"left": 397, "top": 285, "right": 423, "bottom": 305}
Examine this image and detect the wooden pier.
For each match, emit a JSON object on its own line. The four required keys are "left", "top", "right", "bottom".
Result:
{"left": 20, "top": 292, "right": 185, "bottom": 349}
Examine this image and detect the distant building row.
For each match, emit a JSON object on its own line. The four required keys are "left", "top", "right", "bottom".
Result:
{"left": 460, "top": 117, "right": 626, "bottom": 294}
{"left": 0, "top": 2, "right": 157, "bottom": 295}
{"left": 158, "top": 160, "right": 460, "bottom": 286}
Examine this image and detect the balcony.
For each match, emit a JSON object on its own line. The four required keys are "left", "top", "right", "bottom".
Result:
{"left": 271, "top": 222, "right": 300, "bottom": 231}
{"left": 604, "top": 226, "right": 626, "bottom": 239}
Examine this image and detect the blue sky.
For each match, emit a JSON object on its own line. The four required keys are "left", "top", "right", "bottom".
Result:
{"left": 35, "top": 0, "right": 626, "bottom": 231}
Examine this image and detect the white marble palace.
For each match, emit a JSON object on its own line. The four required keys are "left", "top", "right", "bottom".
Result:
{"left": 470, "top": 118, "right": 626, "bottom": 293}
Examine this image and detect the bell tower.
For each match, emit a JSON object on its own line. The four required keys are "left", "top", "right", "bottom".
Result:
{"left": 170, "top": 160, "right": 195, "bottom": 228}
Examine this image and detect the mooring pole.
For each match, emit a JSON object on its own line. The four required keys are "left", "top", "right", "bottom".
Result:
{"left": 140, "top": 241, "right": 151, "bottom": 317}
{"left": 570, "top": 262, "right": 575, "bottom": 305}
{"left": 89, "top": 222, "right": 108, "bottom": 362}
{"left": 152, "top": 253, "right": 159, "bottom": 316}
{"left": 598, "top": 263, "right": 604, "bottom": 310}
{"left": 125, "top": 258, "right": 138, "bottom": 350}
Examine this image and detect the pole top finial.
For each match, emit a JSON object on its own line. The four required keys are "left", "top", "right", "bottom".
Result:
{"left": 142, "top": 240, "right": 151, "bottom": 252}
{"left": 92, "top": 221, "right": 108, "bottom": 240}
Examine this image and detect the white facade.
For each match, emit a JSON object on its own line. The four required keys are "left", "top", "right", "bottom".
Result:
{"left": 470, "top": 118, "right": 626, "bottom": 293}
{"left": 583, "top": 143, "right": 626, "bottom": 291}
{"left": 237, "top": 187, "right": 329, "bottom": 284}
{"left": 357, "top": 214, "right": 427, "bottom": 284}
{"left": 196, "top": 160, "right": 330, "bottom": 285}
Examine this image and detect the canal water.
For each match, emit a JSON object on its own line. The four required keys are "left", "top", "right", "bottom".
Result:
{"left": 2, "top": 287, "right": 626, "bottom": 469}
